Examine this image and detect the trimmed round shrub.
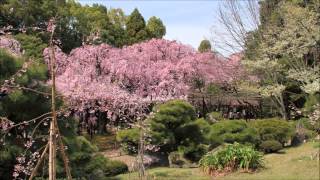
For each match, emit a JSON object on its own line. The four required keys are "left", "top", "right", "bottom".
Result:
{"left": 199, "top": 143, "right": 263, "bottom": 176}
{"left": 208, "top": 120, "right": 260, "bottom": 149}
{"left": 250, "top": 119, "right": 295, "bottom": 146}
{"left": 260, "top": 140, "right": 283, "bottom": 153}
{"left": 148, "top": 100, "right": 198, "bottom": 152}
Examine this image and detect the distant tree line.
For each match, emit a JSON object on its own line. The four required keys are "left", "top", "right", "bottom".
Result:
{"left": 0, "top": 0, "right": 166, "bottom": 53}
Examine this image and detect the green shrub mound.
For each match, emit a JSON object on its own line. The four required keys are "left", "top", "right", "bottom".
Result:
{"left": 260, "top": 140, "right": 283, "bottom": 153}
{"left": 208, "top": 120, "right": 260, "bottom": 148}
{"left": 251, "top": 119, "right": 295, "bottom": 145}
{"left": 199, "top": 143, "right": 263, "bottom": 176}
{"left": 148, "top": 100, "right": 204, "bottom": 154}
{"left": 250, "top": 119, "right": 295, "bottom": 150}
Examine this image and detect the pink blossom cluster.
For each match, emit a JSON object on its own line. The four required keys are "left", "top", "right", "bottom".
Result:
{"left": 0, "top": 117, "right": 14, "bottom": 132}
{"left": 13, "top": 151, "right": 40, "bottom": 179}
{"left": 43, "top": 39, "right": 242, "bottom": 120}
{"left": 0, "top": 36, "right": 22, "bottom": 56}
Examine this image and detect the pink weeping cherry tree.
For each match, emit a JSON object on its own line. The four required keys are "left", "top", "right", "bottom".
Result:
{"left": 43, "top": 39, "right": 242, "bottom": 124}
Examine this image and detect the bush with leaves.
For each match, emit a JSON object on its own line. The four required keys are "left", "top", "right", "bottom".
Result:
{"left": 0, "top": 49, "right": 23, "bottom": 82}
{"left": 259, "top": 140, "right": 283, "bottom": 153}
{"left": 14, "top": 34, "right": 48, "bottom": 61}
{"left": 146, "top": 100, "right": 209, "bottom": 163}
{"left": 206, "top": 112, "right": 224, "bottom": 122}
{"left": 0, "top": 145, "right": 22, "bottom": 179}
{"left": 208, "top": 120, "right": 260, "bottom": 149}
{"left": 199, "top": 143, "right": 263, "bottom": 176}
{"left": 148, "top": 100, "right": 200, "bottom": 153}
{"left": 116, "top": 128, "right": 140, "bottom": 154}
{"left": 178, "top": 143, "right": 209, "bottom": 162}
{"left": 250, "top": 119, "right": 295, "bottom": 149}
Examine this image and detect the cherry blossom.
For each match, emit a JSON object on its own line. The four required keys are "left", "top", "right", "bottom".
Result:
{"left": 43, "top": 39, "right": 242, "bottom": 121}
{"left": 0, "top": 36, "right": 22, "bottom": 56}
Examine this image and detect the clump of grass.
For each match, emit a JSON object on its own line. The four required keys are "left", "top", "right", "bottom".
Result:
{"left": 199, "top": 143, "right": 263, "bottom": 176}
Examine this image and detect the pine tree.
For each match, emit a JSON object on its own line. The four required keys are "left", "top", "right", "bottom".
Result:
{"left": 126, "top": 8, "right": 148, "bottom": 45}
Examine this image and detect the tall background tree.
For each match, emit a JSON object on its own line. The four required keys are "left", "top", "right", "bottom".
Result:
{"left": 146, "top": 16, "right": 166, "bottom": 39}
{"left": 243, "top": 0, "right": 320, "bottom": 119}
{"left": 198, "top": 40, "right": 212, "bottom": 53}
{"left": 0, "top": 1, "right": 166, "bottom": 51}
{"left": 213, "top": 0, "right": 319, "bottom": 120}
{"left": 125, "top": 8, "right": 149, "bottom": 45}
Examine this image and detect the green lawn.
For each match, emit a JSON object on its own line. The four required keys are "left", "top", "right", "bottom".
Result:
{"left": 115, "top": 141, "right": 320, "bottom": 180}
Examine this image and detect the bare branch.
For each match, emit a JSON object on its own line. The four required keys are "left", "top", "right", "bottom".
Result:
{"left": 211, "top": 0, "right": 260, "bottom": 55}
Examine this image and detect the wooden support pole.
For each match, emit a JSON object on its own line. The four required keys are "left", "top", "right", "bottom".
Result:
{"left": 56, "top": 127, "right": 72, "bottom": 180}
{"left": 49, "top": 20, "right": 57, "bottom": 180}
{"left": 28, "top": 143, "right": 49, "bottom": 180}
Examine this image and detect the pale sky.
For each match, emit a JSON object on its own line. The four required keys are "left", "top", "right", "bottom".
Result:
{"left": 78, "top": 0, "right": 235, "bottom": 56}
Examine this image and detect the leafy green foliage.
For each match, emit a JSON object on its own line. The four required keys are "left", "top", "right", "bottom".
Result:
{"left": 65, "top": 136, "right": 97, "bottom": 178}
{"left": 85, "top": 154, "right": 128, "bottom": 178}
{"left": 0, "top": 145, "right": 22, "bottom": 179}
{"left": 198, "top": 40, "right": 212, "bottom": 53}
{"left": 148, "top": 100, "right": 199, "bottom": 152}
{"left": 0, "top": 0, "right": 58, "bottom": 27}
{"left": 126, "top": 8, "right": 148, "bottom": 45}
{"left": 208, "top": 120, "right": 260, "bottom": 148}
{"left": 14, "top": 34, "right": 47, "bottom": 61}
{"left": 146, "top": 16, "right": 166, "bottom": 39}
{"left": 0, "top": 49, "right": 23, "bottom": 83}
{"left": 178, "top": 143, "right": 209, "bottom": 162}
{"left": 250, "top": 119, "right": 295, "bottom": 146}
{"left": 206, "top": 111, "right": 224, "bottom": 122}
{"left": 304, "top": 94, "right": 320, "bottom": 114}
{"left": 243, "top": 0, "right": 320, "bottom": 120}
{"left": 193, "top": 118, "right": 211, "bottom": 135}
{"left": 0, "top": 48, "right": 50, "bottom": 122}
{"left": 199, "top": 143, "right": 263, "bottom": 175}
{"left": 116, "top": 128, "right": 140, "bottom": 154}
{"left": 0, "top": 1, "right": 166, "bottom": 52}
{"left": 260, "top": 140, "right": 283, "bottom": 153}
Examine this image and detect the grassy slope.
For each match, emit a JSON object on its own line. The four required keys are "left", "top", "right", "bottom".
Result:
{"left": 115, "top": 141, "right": 319, "bottom": 180}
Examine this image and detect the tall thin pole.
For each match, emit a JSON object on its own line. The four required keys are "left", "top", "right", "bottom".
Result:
{"left": 28, "top": 143, "right": 49, "bottom": 180}
{"left": 49, "top": 19, "right": 57, "bottom": 180}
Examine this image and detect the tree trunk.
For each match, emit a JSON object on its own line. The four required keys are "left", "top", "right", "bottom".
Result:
{"left": 279, "top": 93, "right": 288, "bottom": 120}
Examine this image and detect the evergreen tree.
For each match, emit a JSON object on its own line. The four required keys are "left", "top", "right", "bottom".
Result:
{"left": 146, "top": 16, "right": 166, "bottom": 39}
{"left": 198, "top": 40, "right": 212, "bottom": 53}
{"left": 125, "top": 8, "right": 148, "bottom": 44}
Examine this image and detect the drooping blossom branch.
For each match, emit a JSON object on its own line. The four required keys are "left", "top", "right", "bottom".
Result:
{"left": 43, "top": 39, "right": 243, "bottom": 123}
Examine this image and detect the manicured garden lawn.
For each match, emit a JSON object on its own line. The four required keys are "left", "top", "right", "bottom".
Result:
{"left": 115, "top": 167, "right": 210, "bottom": 180}
{"left": 115, "top": 141, "right": 319, "bottom": 180}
